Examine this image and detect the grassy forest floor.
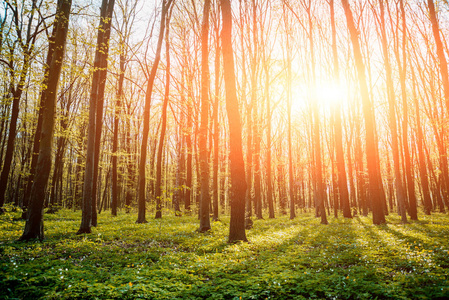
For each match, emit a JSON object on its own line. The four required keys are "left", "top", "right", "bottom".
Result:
{"left": 1, "top": 206, "right": 449, "bottom": 299}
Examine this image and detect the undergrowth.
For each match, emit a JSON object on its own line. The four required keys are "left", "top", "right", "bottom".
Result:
{"left": 1, "top": 206, "right": 448, "bottom": 299}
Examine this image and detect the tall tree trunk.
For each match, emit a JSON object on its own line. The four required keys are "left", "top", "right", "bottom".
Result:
{"left": 112, "top": 49, "right": 125, "bottom": 216}
{"left": 264, "top": 62, "right": 274, "bottom": 219}
{"left": 184, "top": 43, "right": 193, "bottom": 213}
{"left": 0, "top": 0, "right": 39, "bottom": 213}
{"left": 91, "top": 0, "right": 115, "bottom": 227}
{"left": 283, "top": 3, "right": 295, "bottom": 219}
{"left": 221, "top": 0, "right": 247, "bottom": 243}
{"left": 330, "top": 0, "right": 351, "bottom": 218}
{"left": 411, "top": 68, "right": 432, "bottom": 214}
{"left": 212, "top": 11, "right": 220, "bottom": 221}
{"left": 304, "top": 2, "right": 327, "bottom": 225}
{"left": 20, "top": 0, "right": 71, "bottom": 240}
{"left": 0, "top": 71, "right": 27, "bottom": 212}
{"left": 394, "top": 0, "right": 417, "bottom": 220}
{"left": 428, "top": 0, "right": 449, "bottom": 109}
{"left": 199, "top": 0, "right": 212, "bottom": 232}
{"left": 78, "top": 0, "right": 115, "bottom": 233}
{"left": 375, "top": 0, "right": 407, "bottom": 223}
{"left": 263, "top": 62, "right": 271, "bottom": 220}
{"left": 154, "top": 7, "right": 172, "bottom": 220}
{"left": 136, "top": 0, "right": 172, "bottom": 223}
{"left": 341, "top": 0, "right": 385, "bottom": 224}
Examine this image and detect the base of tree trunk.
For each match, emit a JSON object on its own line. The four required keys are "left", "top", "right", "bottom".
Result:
{"left": 228, "top": 236, "right": 248, "bottom": 244}
{"left": 0, "top": 207, "right": 5, "bottom": 214}
{"left": 76, "top": 228, "right": 92, "bottom": 234}
{"left": 198, "top": 226, "right": 211, "bottom": 233}
{"left": 19, "top": 232, "right": 43, "bottom": 241}
{"left": 136, "top": 219, "right": 148, "bottom": 224}
{"left": 19, "top": 225, "right": 44, "bottom": 241}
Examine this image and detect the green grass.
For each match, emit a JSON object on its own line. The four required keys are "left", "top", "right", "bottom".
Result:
{"left": 1, "top": 206, "right": 449, "bottom": 299}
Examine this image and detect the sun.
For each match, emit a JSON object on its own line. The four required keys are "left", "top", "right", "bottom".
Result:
{"left": 290, "top": 79, "right": 347, "bottom": 113}
{"left": 315, "top": 80, "right": 347, "bottom": 107}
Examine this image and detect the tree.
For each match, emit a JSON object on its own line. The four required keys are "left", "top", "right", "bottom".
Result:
{"left": 427, "top": 0, "right": 449, "bottom": 109}
{"left": 136, "top": 0, "right": 173, "bottom": 223}
{"left": 0, "top": 0, "right": 44, "bottom": 213}
{"left": 221, "top": 0, "right": 247, "bottom": 243}
{"left": 341, "top": 0, "right": 385, "bottom": 225}
{"left": 199, "top": 0, "right": 212, "bottom": 232}
{"left": 78, "top": 0, "right": 115, "bottom": 233}
{"left": 329, "top": 0, "right": 351, "bottom": 218}
{"left": 20, "top": 0, "right": 72, "bottom": 240}
{"left": 372, "top": 0, "right": 407, "bottom": 223}
{"left": 212, "top": 2, "right": 221, "bottom": 221}
{"left": 111, "top": 0, "right": 138, "bottom": 215}
{"left": 154, "top": 4, "right": 173, "bottom": 219}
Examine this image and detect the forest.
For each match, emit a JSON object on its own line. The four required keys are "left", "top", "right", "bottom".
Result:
{"left": 1, "top": 0, "right": 449, "bottom": 299}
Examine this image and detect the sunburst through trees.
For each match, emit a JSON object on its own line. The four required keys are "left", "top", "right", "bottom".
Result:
{"left": 0, "top": 0, "right": 447, "bottom": 242}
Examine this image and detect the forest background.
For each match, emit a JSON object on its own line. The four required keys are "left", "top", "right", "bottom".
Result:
{"left": 1, "top": 0, "right": 449, "bottom": 297}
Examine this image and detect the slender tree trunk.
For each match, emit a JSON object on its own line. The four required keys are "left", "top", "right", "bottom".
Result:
{"left": 395, "top": 0, "right": 417, "bottom": 220}
{"left": 0, "top": 0, "right": 41, "bottom": 213}
{"left": 184, "top": 46, "right": 193, "bottom": 213}
{"left": 112, "top": 50, "right": 125, "bottom": 216}
{"left": 411, "top": 68, "right": 432, "bottom": 214}
{"left": 91, "top": 0, "right": 115, "bottom": 227}
{"left": 20, "top": 0, "right": 71, "bottom": 240}
{"left": 78, "top": 0, "right": 115, "bottom": 233}
{"left": 341, "top": 0, "right": 385, "bottom": 224}
{"left": 212, "top": 12, "right": 220, "bottom": 221}
{"left": 428, "top": 0, "right": 449, "bottom": 109}
{"left": 0, "top": 71, "right": 29, "bottom": 212}
{"left": 330, "top": 0, "right": 351, "bottom": 218}
{"left": 262, "top": 62, "right": 271, "bottom": 220}
{"left": 375, "top": 0, "right": 407, "bottom": 223}
{"left": 154, "top": 7, "right": 172, "bottom": 220}
{"left": 221, "top": 0, "right": 247, "bottom": 243}
{"left": 304, "top": 2, "right": 327, "bottom": 225}
{"left": 283, "top": 4, "right": 295, "bottom": 219}
{"left": 199, "top": 0, "right": 212, "bottom": 232}
{"left": 137, "top": 0, "right": 172, "bottom": 223}
{"left": 238, "top": 0, "right": 251, "bottom": 229}
{"left": 22, "top": 101, "right": 44, "bottom": 218}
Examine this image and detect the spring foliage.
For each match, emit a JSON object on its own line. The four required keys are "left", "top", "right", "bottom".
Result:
{"left": 1, "top": 206, "right": 449, "bottom": 299}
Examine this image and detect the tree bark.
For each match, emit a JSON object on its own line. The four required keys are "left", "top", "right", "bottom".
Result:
{"left": 428, "top": 0, "right": 449, "bottom": 109}
{"left": 330, "top": 0, "right": 351, "bottom": 218}
{"left": 136, "top": 0, "right": 172, "bottom": 223}
{"left": 221, "top": 0, "right": 247, "bottom": 243}
{"left": 20, "top": 0, "right": 72, "bottom": 240}
{"left": 112, "top": 49, "right": 125, "bottom": 216}
{"left": 78, "top": 0, "right": 115, "bottom": 233}
{"left": 392, "top": 0, "right": 417, "bottom": 220}
{"left": 212, "top": 9, "right": 220, "bottom": 221}
{"left": 199, "top": 0, "right": 212, "bottom": 232}
{"left": 411, "top": 68, "right": 432, "bottom": 215}
{"left": 375, "top": 0, "right": 407, "bottom": 223}
{"left": 341, "top": 0, "right": 385, "bottom": 224}
{"left": 155, "top": 6, "right": 172, "bottom": 219}
{"left": 91, "top": 0, "right": 115, "bottom": 227}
